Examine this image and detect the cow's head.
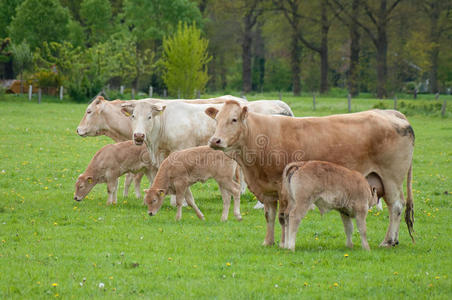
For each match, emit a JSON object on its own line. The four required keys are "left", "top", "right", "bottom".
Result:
{"left": 205, "top": 100, "right": 248, "bottom": 151}
{"left": 121, "top": 102, "right": 166, "bottom": 146}
{"left": 77, "top": 96, "right": 107, "bottom": 137}
{"left": 74, "top": 174, "right": 96, "bottom": 201}
{"left": 144, "top": 188, "right": 166, "bottom": 216}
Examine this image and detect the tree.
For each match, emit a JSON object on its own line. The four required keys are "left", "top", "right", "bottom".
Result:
{"left": 11, "top": 41, "right": 33, "bottom": 93}
{"left": 80, "top": 0, "right": 113, "bottom": 46}
{"left": 8, "top": 0, "right": 71, "bottom": 50}
{"left": 0, "top": 0, "right": 23, "bottom": 38}
{"left": 161, "top": 22, "right": 211, "bottom": 98}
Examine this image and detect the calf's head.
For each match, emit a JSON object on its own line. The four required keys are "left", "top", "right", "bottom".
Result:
{"left": 77, "top": 96, "right": 107, "bottom": 137}
{"left": 144, "top": 188, "right": 166, "bottom": 216}
{"left": 121, "top": 102, "right": 166, "bottom": 146}
{"left": 205, "top": 100, "right": 248, "bottom": 151}
{"left": 74, "top": 174, "right": 96, "bottom": 201}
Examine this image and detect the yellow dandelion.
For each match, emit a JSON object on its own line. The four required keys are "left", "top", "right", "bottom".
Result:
{"left": 304, "top": 282, "right": 308, "bottom": 287}
{"left": 54, "top": 293, "right": 59, "bottom": 297}
{"left": 226, "top": 262, "right": 231, "bottom": 267}
{"left": 53, "top": 222, "right": 58, "bottom": 226}
{"left": 109, "top": 276, "right": 113, "bottom": 280}
{"left": 435, "top": 276, "right": 440, "bottom": 280}
{"left": 344, "top": 254, "right": 349, "bottom": 258}
{"left": 168, "top": 257, "right": 172, "bottom": 261}
{"left": 427, "top": 213, "right": 431, "bottom": 216}
{"left": 52, "top": 283, "right": 58, "bottom": 287}
{"left": 333, "top": 282, "right": 339, "bottom": 287}
{"left": 315, "top": 237, "right": 318, "bottom": 241}
{"left": 394, "top": 272, "right": 398, "bottom": 275}
{"left": 44, "top": 186, "right": 48, "bottom": 190}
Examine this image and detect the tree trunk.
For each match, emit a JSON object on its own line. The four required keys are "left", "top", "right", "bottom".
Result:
{"left": 242, "top": 14, "right": 253, "bottom": 93}
{"left": 209, "top": 50, "right": 217, "bottom": 92}
{"left": 375, "top": 0, "right": 388, "bottom": 99}
{"left": 429, "top": 2, "right": 440, "bottom": 93}
{"left": 319, "top": 0, "right": 329, "bottom": 94}
{"left": 348, "top": 0, "right": 360, "bottom": 97}
{"left": 290, "top": 2, "right": 301, "bottom": 96}
{"left": 220, "top": 53, "right": 227, "bottom": 90}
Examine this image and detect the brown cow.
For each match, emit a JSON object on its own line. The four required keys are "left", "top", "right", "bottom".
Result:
{"left": 281, "top": 161, "right": 379, "bottom": 251}
{"left": 144, "top": 146, "right": 242, "bottom": 221}
{"left": 205, "top": 100, "right": 414, "bottom": 248}
{"left": 74, "top": 141, "right": 154, "bottom": 204}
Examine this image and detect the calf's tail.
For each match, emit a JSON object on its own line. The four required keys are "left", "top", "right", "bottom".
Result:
{"left": 405, "top": 162, "right": 415, "bottom": 243}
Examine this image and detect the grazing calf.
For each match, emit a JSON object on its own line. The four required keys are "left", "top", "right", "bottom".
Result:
{"left": 281, "top": 161, "right": 379, "bottom": 251}
{"left": 74, "top": 141, "right": 153, "bottom": 204}
{"left": 144, "top": 146, "right": 242, "bottom": 221}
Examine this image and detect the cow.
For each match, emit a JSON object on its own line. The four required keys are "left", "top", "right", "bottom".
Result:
{"left": 281, "top": 161, "right": 380, "bottom": 251}
{"left": 73, "top": 141, "right": 154, "bottom": 204}
{"left": 145, "top": 146, "right": 242, "bottom": 221}
{"left": 205, "top": 100, "right": 414, "bottom": 248}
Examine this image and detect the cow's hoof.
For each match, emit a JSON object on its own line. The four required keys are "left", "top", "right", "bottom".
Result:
{"left": 235, "top": 216, "right": 243, "bottom": 222}
{"left": 262, "top": 240, "right": 274, "bottom": 247}
{"left": 379, "top": 239, "right": 398, "bottom": 247}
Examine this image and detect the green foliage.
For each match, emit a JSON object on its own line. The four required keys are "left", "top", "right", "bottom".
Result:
{"left": 264, "top": 58, "right": 292, "bottom": 92}
{"left": 161, "top": 22, "right": 211, "bottom": 98}
{"left": 80, "top": 0, "right": 113, "bottom": 46}
{"left": 123, "top": 0, "right": 203, "bottom": 43}
{"left": 10, "top": 41, "right": 33, "bottom": 77}
{"left": 8, "top": 0, "right": 70, "bottom": 50}
{"left": 31, "top": 69, "right": 61, "bottom": 88}
{"left": 0, "top": 0, "right": 23, "bottom": 38}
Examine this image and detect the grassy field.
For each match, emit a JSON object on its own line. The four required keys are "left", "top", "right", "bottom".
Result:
{"left": 0, "top": 94, "right": 451, "bottom": 299}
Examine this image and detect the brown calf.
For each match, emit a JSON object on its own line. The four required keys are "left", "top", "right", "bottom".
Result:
{"left": 144, "top": 146, "right": 242, "bottom": 221}
{"left": 281, "top": 161, "right": 379, "bottom": 251}
{"left": 74, "top": 141, "right": 153, "bottom": 204}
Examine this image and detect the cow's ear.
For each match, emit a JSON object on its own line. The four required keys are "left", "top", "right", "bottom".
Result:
{"left": 205, "top": 107, "right": 219, "bottom": 119}
{"left": 240, "top": 106, "right": 248, "bottom": 121}
{"left": 372, "top": 187, "right": 377, "bottom": 196}
{"left": 151, "top": 105, "right": 166, "bottom": 116}
{"left": 121, "top": 104, "right": 134, "bottom": 117}
{"left": 94, "top": 96, "right": 105, "bottom": 105}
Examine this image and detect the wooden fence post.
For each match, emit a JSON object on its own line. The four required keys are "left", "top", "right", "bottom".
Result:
{"left": 38, "top": 88, "right": 42, "bottom": 104}
{"left": 120, "top": 85, "right": 124, "bottom": 95}
{"left": 177, "top": 89, "right": 180, "bottom": 99}
{"left": 435, "top": 92, "right": 440, "bottom": 100}
{"left": 441, "top": 99, "right": 447, "bottom": 117}
{"left": 279, "top": 91, "right": 282, "bottom": 101}
{"left": 197, "top": 90, "right": 201, "bottom": 98}
{"left": 59, "top": 86, "right": 63, "bottom": 100}
{"left": 394, "top": 95, "right": 397, "bottom": 110}
{"left": 347, "top": 93, "right": 351, "bottom": 112}
{"left": 163, "top": 89, "right": 167, "bottom": 98}
{"left": 149, "top": 86, "right": 153, "bottom": 97}
{"left": 28, "top": 85, "right": 32, "bottom": 101}
{"left": 313, "top": 94, "right": 316, "bottom": 111}
{"left": 131, "top": 88, "right": 135, "bottom": 100}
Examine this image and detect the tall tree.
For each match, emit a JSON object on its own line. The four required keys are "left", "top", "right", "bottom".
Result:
{"left": 421, "top": 0, "right": 452, "bottom": 93}
{"left": 0, "top": 0, "right": 23, "bottom": 38}
{"left": 276, "top": 0, "right": 338, "bottom": 94}
{"left": 335, "top": 0, "right": 403, "bottom": 98}
{"left": 8, "top": 0, "right": 70, "bottom": 50}
{"left": 80, "top": 0, "right": 113, "bottom": 46}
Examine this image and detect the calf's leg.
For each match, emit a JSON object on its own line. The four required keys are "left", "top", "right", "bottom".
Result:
{"left": 287, "top": 201, "right": 311, "bottom": 251}
{"left": 219, "top": 186, "right": 231, "bottom": 222}
{"left": 133, "top": 172, "right": 144, "bottom": 198}
{"left": 184, "top": 188, "right": 205, "bottom": 220}
{"left": 123, "top": 173, "right": 133, "bottom": 197}
{"left": 340, "top": 213, "right": 354, "bottom": 248}
{"left": 107, "top": 178, "right": 119, "bottom": 205}
{"left": 355, "top": 211, "right": 370, "bottom": 251}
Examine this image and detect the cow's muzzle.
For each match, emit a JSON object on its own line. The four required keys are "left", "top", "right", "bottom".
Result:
{"left": 134, "top": 133, "right": 145, "bottom": 145}
{"left": 76, "top": 128, "right": 87, "bottom": 137}
{"left": 148, "top": 211, "right": 154, "bottom": 216}
{"left": 74, "top": 196, "right": 82, "bottom": 202}
{"left": 208, "top": 137, "right": 225, "bottom": 149}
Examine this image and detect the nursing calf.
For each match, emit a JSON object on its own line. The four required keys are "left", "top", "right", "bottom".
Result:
{"left": 144, "top": 146, "right": 242, "bottom": 221}
{"left": 281, "top": 161, "right": 379, "bottom": 251}
{"left": 74, "top": 141, "right": 154, "bottom": 204}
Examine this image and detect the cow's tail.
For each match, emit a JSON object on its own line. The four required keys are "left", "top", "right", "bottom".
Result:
{"left": 405, "top": 162, "right": 415, "bottom": 243}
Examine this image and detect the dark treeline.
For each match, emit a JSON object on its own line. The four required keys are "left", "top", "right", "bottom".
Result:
{"left": 0, "top": 0, "right": 451, "bottom": 99}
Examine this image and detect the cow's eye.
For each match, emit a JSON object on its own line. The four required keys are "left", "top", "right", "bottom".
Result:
{"left": 152, "top": 199, "right": 157, "bottom": 204}
{"left": 232, "top": 118, "right": 237, "bottom": 123}
{"left": 87, "top": 110, "right": 91, "bottom": 114}
{"left": 148, "top": 116, "right": 152, "bottom": 120}
{"left": 131, "top": 114, "right": 135, "bottom": 119}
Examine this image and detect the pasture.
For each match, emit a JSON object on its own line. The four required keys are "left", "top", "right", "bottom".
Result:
{"left": 0, "top": 94, "right": 451, "bottom": 299}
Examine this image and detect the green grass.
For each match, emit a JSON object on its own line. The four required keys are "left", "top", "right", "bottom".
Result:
{"left": 0, "top": 94, "right": 451, "bottom": 299}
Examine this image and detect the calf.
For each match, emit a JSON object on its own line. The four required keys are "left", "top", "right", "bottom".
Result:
{"left": 144, "top": 146, "right": 242, "bottom": 221}
{"left": 74, "top": 141, "right": 154, "bottom": 204}
{"left": 281, "top": 161, "right": 379, "bottom": 251}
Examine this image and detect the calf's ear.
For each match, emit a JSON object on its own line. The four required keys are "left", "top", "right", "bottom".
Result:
{"left": 240, "top": 106, "right": 248, "bottom": 121}
{"left": 205, "top": 107, "right": 219, "bottom": 119}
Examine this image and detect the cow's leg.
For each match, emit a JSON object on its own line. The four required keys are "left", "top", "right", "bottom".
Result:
{"left": 175, "top": 191, "right": 184, "bottom": 221}
{"left": 133, "top": 172, "right": 144, "bottom": 199}
{"left": 380, "top": 183, "right": 404, "bottom": 247}
{"left": 184, "top": 188, "right": 205, "bottom": 220}
{"left": 107, "top": 178, "right": 119, "bottom": 205}
{"left": 219, "top": 185, "right": 231, "bottom": 222}
{"left": 340, "top": 213, "right": 354, "bottom": 249}
{"left": 287, "top": 201, "right": 311, "bottom": 251}
{"left": 123, "top": 173, "right": 133, "bottom": 197}
{"left": 356, "top": 211, "right": 370, "bottom": 251}
{"left": 221, "top": 180, "right": 242, "bottom": 221}
{"left": 263, "top": 198, "right": 277, "bottom": 246}
{"left": 278, "top": 194, "right": 289, "bottom": 248}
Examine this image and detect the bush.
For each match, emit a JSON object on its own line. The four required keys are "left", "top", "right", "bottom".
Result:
{"left": 373, "top": 100, "right": 445, "bottom": 116}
